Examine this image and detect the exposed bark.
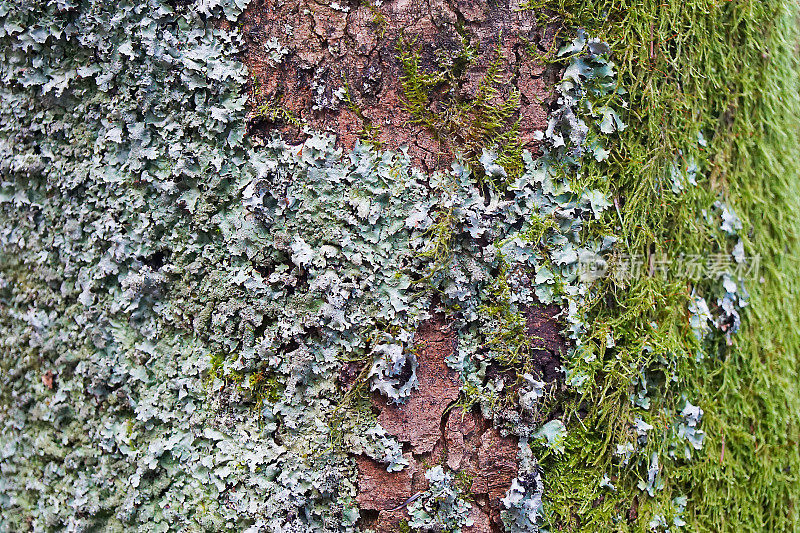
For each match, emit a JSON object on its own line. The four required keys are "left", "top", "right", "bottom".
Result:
{"left": 240, "top": 1, "right": 567, "bottom": 529}
{"left": 358, "top": 316, "right": 520, "bottom": 532}
{"left": 242, "top": 0, "right": 560, "bottom": 171}
{"left": 525, "top": 303, "right": 567, "bottom": 384}
{"left": 373, "top": 317, "right": 461, "bottom": 455}
{"left": 352, "top": 312, "right": 563, "bottom": 532}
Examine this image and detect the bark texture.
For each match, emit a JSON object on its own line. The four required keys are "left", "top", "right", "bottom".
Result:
{"left": 240, "top": 1, "right": 566, "bottom": 530}
{"left": 242, "top": 0, "right": 560, "bottom": 170}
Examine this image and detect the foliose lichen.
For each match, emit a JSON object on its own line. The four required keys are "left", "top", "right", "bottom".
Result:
{"left": 406, "top": 466, "right": 473, "bottom": 533}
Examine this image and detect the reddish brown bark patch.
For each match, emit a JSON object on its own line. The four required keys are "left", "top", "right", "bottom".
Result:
{"left": 41, "top": 370, "right": 55, "bottom": 390}
{"left": 338, "top": 359, "right": 365, "bottom": 395}
{"left": 350, "top": 302, "right": 570, "bottom": 531}
{"left": 240, "top": 0, "right": 559, "bottom": 171}
{"left": 465, "top": 505, "right": 495, "bottom": 533}
{"left": 356, "top": 316, "right": 518, "bottom": 532}
{"left": 355, "top": 453, "right": 418, "bottom": 511}
{"left": 443, "top": 409, "right": 519, "bottom": 530}
{"left": 374, "top": 318, "right": 461, "bottom": 454}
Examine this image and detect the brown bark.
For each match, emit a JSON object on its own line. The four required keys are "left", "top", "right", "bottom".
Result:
{"left": 352, "top": 313, "right": 564, "bottom": 532}
{"left": 240, "top": 1, "right": 565, "bottom": 530}
{"left": 357, "top": 316, "right": 520, "bottom": 532}
{"left": 241, "top": 0, "right": 560, "bottom": 171}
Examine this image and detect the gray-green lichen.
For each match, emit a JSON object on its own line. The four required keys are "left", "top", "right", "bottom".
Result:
{"left": 501, "top": 439, "right": 544, "bottom": 532}
{"left": 406, "top": 466, "right": 473, "bottom": 532}
{"left": 0, "top": 0, "right": 368, "bottom": 529}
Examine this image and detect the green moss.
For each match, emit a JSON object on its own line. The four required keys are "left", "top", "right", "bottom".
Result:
{"left": 397, "top": 36, "right": 523, "bottom": 188}
{"left": 415, "top": 203, "right": 458, "bottom": 282}
{"left": 251, "top": 77, "right": 304, "bottom": 127}
{"left": 248, "top": 371, "right": 285, "bottom": 406}
{"left": 340, "top": 80, "right": 384, "bottom": 148}
{"left": 362, "top": 0, "right": 388, "bottom": 37}
{"left": 453, "top": 468, "right": 476, "bottom": 497}
{"left": 524, "top": 214, "right": 559, "bottom": 247}
{"left": 516, "top": 1, "right": 800, "bottom": 531}
{"left": 478, "top": 256, "right": 535, "bottom": 367}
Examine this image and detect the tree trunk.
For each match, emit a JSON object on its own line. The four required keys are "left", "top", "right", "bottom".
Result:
{"left": 241, "top": 2, "right": 564, "bottom": 529}
{"left": 2, "top": 0, "right": 800, "bottom": 532}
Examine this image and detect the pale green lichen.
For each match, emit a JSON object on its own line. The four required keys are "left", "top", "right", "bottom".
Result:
{"left": 501, "top": 439, "right": 544, "bottom": 532}
{"left": 0, "top": 0, "right": 613, "bottom": 526}
{"left": 406, "top": 466, "right": 473, "bottom": 533}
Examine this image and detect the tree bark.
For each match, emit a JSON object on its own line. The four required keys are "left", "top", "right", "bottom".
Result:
{"left": 240, "top": 2, "right": 566, "bottom": 530}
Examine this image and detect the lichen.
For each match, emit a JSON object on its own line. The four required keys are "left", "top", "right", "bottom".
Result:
{"left": 0, "top": 0, "right": 616, "bottom": 525}
{"left": 0, "top": 0, "right": 622, "bottom": 524}
{"left": 405, "top": 466, "right": 473, "bottom": 533}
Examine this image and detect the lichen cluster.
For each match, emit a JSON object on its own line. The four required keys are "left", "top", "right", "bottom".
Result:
{"left": 0, "top": 0, "right": 613, "bottom": 526}
{"left": 0, "top": 0, "right": 355, "bottom": 529}
{"left": 406, "top": 466, "right": 474, "bottom": 532}
{"left": 0, "top": 0, "right": 610, "bottom": 528}
{"left": 236, "top": 35, "right": 623, "bottom": 530}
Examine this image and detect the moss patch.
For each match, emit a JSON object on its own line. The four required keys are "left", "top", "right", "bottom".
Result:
{"left": 520, "top": 1, "right": 800, "bottom": 531}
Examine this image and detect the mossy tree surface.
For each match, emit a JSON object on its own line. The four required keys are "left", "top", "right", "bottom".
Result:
{"left": 522, "top": 1, "right": 800, "bottom": 531}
